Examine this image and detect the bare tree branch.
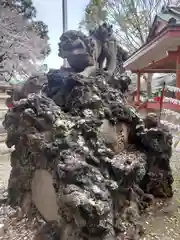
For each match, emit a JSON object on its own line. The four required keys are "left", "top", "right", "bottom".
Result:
{"left": 104, "top": 0, "right": 180, "bottom": 53}
{"left": 81, "top": 0, "right": 180, "bottom": 54}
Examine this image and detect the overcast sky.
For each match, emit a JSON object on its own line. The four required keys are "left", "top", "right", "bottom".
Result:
{"left": 33, "top": 0, "right": 89, "bottom": 69}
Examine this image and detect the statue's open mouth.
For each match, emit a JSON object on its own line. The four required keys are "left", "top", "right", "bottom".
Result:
{"left": 63, "top": 41, "right": 84, "bottom": 51}
{"left": 59, "top": 39, "right": 88, "bottom": 57}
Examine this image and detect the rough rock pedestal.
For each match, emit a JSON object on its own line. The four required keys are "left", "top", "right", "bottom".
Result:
{"left": 3, "top": 67, "right": 173, "bottom": 240}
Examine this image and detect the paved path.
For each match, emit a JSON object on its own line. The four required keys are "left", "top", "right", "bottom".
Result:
{"left": 0, "top": 154, "right": 11, "bottom": 187}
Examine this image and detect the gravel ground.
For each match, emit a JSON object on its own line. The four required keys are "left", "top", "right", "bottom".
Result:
{"left": 0, "top": 152, "right": 180, "bottom": 240}
{"left": 140, "top": 151, "right": 180, "bottom": 240}
{"left": 0, "top": 205, "right": 39, "bottom": 240}
{"left": 0, "top": 154, "right": 39, "bottom": 240}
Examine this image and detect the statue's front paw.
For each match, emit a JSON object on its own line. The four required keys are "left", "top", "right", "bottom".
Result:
{"left": 103, "top": 70, "right": 113, "bottom": 78}
{"left": 79, "top": 66, "right": 97, "bottom": 78}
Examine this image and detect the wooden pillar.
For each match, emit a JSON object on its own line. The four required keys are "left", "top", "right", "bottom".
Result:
{"left": 137, "top": 71, "right": 141, "bottom": 105}
{"left": 176, "top": 47, "right": 180, "bottom": 99}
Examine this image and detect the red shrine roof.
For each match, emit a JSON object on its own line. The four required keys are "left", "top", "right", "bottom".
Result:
{"left": 124, "top": 6, "right": 180, "bottom": 73}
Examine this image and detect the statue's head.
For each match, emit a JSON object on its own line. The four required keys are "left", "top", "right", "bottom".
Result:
{"left": 89, "top": 22, "right": 113, "bottom": 43}
{"left": 58, "top": 30, "right": 95, "bottom": 72}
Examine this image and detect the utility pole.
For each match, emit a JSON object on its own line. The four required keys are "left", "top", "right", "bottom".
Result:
{"left": 62, "top": 0, "right": 68, "bottom": 67}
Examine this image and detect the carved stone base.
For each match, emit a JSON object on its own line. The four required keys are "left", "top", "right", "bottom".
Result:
{"left": 31, "top": 170, "right": 59, "bottom": 222}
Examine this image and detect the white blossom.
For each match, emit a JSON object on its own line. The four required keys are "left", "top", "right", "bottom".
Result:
{"left": 0, "top": 7, "right": 49, "bottom": 80}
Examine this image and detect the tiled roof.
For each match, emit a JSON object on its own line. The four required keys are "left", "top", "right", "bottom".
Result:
{"left": 126, "top": 6, "right": 180, "bottom": 60}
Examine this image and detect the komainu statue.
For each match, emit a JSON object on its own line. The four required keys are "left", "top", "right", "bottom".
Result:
{"left": 3, "top": 23, "right": 173, "bottom": 240}
{"left": 58, "top": 22, "right": 128, "bottom": 77}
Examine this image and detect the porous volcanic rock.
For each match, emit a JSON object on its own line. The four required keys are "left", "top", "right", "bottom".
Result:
{"left": 3, "top": 68, "right": 173, "bottom": 240}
